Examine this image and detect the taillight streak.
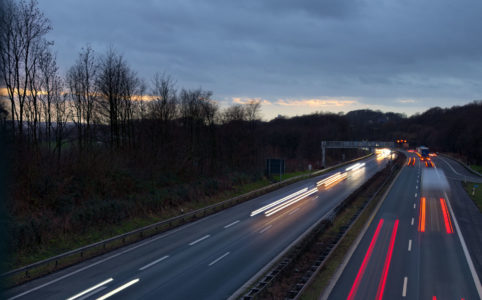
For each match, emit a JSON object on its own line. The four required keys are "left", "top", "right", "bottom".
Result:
{"left": 347, "top": 219, "right": 384, "bottom": 300}
{"left": 440, "top": 198, "right": 453, "bottom": 234}
{"left": 375, "top": 220, "right": 399, "bottom": 300}
{"left": 418, "top": 197, "right": 426, "bottom": 232}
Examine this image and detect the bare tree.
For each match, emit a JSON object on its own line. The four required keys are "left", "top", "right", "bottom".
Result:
{"left": 96, "top": 48, "right": 139, "bottom": 149}
{"left": 0, "top": 0, "right": 52, "bottom": 137}
{"left": 222, "top": 104, "right": 246, "bottom": 123}
{"left": 67, "top": 46, "right": 97, "bottom": 151}
{"left": 245, "top": 99, "right": 261, "bottom": 122}
{"left": 38, "top": 48, "right": 60, "bottom": 152}
{"left": 148, "top": 73, "right": 178, "bottom": 150}
{"left": 150, "top": 73, "right": 177, "bottom": 122}
{"left": 53, "top": 87, "right": 69, "bottom": 162}
{"left": 0, "top": 102, "right": 7, "bottom": 127}
{"left": 179, "top": 88, "right": 215, "bottom": 172}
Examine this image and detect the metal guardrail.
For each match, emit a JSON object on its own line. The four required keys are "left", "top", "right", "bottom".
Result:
{"left": 2, "top": 154, "right": 373, "bottom": 285}
{"left": 322, "top": 141, "right": 395, "bottom": 149}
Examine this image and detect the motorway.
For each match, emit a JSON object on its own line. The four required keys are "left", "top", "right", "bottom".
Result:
{"left": 328, "top": 153, "right": 482, "bottom": 300}
{"left": 4, "top": 154, "right": 391, "bottom": 300}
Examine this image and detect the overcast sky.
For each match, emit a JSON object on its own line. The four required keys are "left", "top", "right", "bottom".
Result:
{"left": 38, "top": 0, "right": 482, "bottom": 119}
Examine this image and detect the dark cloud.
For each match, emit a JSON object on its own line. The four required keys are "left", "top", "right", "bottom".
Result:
{"left": 38, "top": 0, "right": 482, "bottom": 118}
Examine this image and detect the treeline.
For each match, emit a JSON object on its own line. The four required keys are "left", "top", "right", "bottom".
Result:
{"left": 340, "top": 104, "right": 482, "bottom": 163}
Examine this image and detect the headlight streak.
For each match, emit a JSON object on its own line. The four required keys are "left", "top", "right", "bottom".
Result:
{"left": 323, "top": 172, "right": 347, "bottom": 187}
{"left": 316, "top": 172, "right": 340, "bottom": 186}
{"left": 67, "top": 278, "right": 113, "bottom": 300}
{"left": 250, "top": 188, "right": 308, "bottom": 217}
{"left": 253, "top": 163, "right": 364, "bottom": 218}
{"left": 264, "top": 188, "right": 318, "bottom": 217}
{"left": 345, "top": 162, "right": 365, "bottom": 172}
{"left": 96, "top": 278, "right": 139, "bottom": 300}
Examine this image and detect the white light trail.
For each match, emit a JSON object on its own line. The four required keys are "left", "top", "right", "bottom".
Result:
{"left": 67, "top": 278, "right": 113, "bottom": 300}
{"left": 345, "top": 162, "right": 365, "bottom": 171}
{"left": 96, "top": 278, "right": 139, "bottom": 300}
{"left": 317, "top": 172, "right": 341, "bottom": 186}
{"left": 265, "top": 188, "right": 318, "bottom": 216}
{"left": 250, "top": 188, "right": 308, "bottom": 216}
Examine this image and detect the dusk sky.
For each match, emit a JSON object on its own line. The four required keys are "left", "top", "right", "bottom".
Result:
{"left": 38, "top": 0, "right": 482, "bottom": 120}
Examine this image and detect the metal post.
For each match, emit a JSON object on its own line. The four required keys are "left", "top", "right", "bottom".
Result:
{"left": 279, "top": 160, "right": 282, "bottom": 182}
{"left": 321, "top": 141, "right": 326, "bottom": 168}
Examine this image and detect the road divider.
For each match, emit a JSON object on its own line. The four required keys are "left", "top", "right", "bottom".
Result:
{"left": 208, "top": 252, "right": 230, "bottom": 267}
{"left": 189, "top": 235, "right": 210, "bottom": 246}
{"left": 138, "top": 255, "right": 169, "bottom": 271}
{"left": 259, "top": 225, "right": 273, "bottom": 234}
{"left": 402, "top": 277, "right": 408, "bottom": 297}
{"left": 224, "top": 220, "right": 240, "bottom": 229}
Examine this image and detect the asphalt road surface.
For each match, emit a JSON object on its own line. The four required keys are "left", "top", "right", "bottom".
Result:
{"left": 329, "top": 153, "right": 482, "bottom": 300}
{"left": 5, "top": 155, "right": 390, "bottom": 300}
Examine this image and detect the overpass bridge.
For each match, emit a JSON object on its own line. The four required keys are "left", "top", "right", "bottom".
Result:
{"left": 321, "top": 140, "right": 395, "bottom": 167}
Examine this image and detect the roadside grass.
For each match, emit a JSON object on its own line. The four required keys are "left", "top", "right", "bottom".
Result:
{"left": 462, "top": 182, "right": 482, "bottom": 213}
{"left": 12, "top": 169, "right": 310, "bottom": 269}
{"left": 470, "top": 165, "right": 482, "bottom": 174}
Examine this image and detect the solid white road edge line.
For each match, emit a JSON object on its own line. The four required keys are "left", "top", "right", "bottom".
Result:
{"left": 138, "top": 255, "right": 169, "bottom": 271}
{"left": 66, "top": 278, "right": 113, "bottom": 300}
{"left": 224, "top": 220, "right": 240, "bottom": 229}
{"left": 208, "top": 252, "right": 230, "bottom": 267}
{"left": 402, "top": 276, "right": 408, "bottom": 297}
{"left": 96, "top": 278, "right": 139, "bottom": 300}
{"left": 189, "top": 235, "right": 210, "bottom": 246}
{"left": 444, "top": 191, "right": 482, "bottom": 299}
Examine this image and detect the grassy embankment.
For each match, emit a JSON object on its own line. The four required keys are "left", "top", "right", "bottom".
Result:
{"left": 469, "top": 164, "right": 482, "bottom": 174}
{"left": 14, "top": 169, "right": 313, "bottom": 269}
{"left": 462, "top": 181, "right": 482, "bottom": 213}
